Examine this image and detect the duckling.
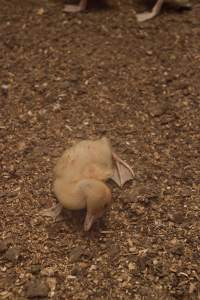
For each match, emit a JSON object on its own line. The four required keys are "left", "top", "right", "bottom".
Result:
{"left": 136, "top": 0, "right": 191, "bottom": 22}
{"left": 40, "top": 137, "right": 134, "bottom": 231}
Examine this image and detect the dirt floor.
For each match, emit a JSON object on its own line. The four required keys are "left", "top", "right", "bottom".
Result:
{"left": 0, "top": 0, "right": 200, "bottom": 299}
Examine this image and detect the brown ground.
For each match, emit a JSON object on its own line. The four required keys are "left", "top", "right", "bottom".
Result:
{"left": 0, "top": 0, "right": 200, "bottom": 299}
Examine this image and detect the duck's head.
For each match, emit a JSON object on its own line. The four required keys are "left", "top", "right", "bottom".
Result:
{"left": 79, "top": 179, "right": 112, "bottom": 231}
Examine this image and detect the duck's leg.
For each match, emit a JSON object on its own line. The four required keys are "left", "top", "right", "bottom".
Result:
{"left": 136, "top": 0, "right": 165, "bottom": 22}
{"left": 111, "top": 152, "right": 134, "bottom": 187}
{"left": 63, "top": 0, "right": 88, "bottom": 13}
{"left": 39, "top": 203, "right": 63, "bottom": 221}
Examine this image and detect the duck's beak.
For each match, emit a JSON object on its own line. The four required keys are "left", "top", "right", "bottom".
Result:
{"left": 84, "top": 212, "right": 96, "bottom": 231}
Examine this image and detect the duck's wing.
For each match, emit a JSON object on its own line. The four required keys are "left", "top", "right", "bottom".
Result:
{"left": 111, "top": 152, "right": 134, "bottom": 187}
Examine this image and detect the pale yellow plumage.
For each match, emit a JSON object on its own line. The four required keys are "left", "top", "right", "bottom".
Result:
{"left": 54, "top": 137, "right": 113, "bottom": 182}
{"left": 40, "top": 137, "right": 134, "bottom": 231}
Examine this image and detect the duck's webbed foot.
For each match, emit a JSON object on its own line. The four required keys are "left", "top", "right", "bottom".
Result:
{"left": 39, "top": 203, "right": 63, "bottom": 221}
{"left": 111, "top": 152, "right": 134, "bottom": 187}
{"left": 136, "top": 11, "right": 158, "bottom": 22}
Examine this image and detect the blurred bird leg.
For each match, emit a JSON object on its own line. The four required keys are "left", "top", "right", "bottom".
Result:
{"left": 63, "top": 0, "right": 88, "bottom": 13}
{"left": 136, "top": 0, "right": 165, "bottom": 22}
{"left": 84, "top": 212, "right": 96, "bottom": 231}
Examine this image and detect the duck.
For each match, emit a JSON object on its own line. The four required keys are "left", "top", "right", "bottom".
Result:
{"left": 40, "top": 137, "right": 134, "bottom": 231}
{"left": 136, "top": 0, "right": 191, "bottom": 22}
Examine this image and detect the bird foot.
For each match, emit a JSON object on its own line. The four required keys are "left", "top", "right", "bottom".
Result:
{"left": 111, "top": 152, "right": 134, "bottom": 187}
{"left": 136, "top": 11, "right": 156, "bottom": 22}
{"left": 39, "top": 203, "right": 63, "bottom": 221}
{"left": 63, "top": 4, "right": 85, "bottom": 13}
